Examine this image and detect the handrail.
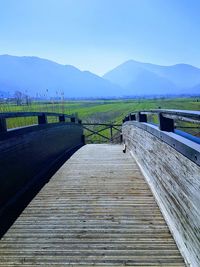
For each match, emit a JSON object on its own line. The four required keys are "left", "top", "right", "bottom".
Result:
{"left": 0, "top": 111, "right": 74, "bottom": 119}
{"left": 123, "top": 109, "right": 200, "bottom": 132}
{"left": 129, "top": 109, "right": 200, "bottom": 123}
{"left": 0, "top": 112, "right": 81, "bottom": 133}
{"left": 122, "top": 109, "right": 200, "bottom": 165}
{"left": 82, "top": 123, "right": 121, "bottom": 126}
{"left": 139, "top": 109, "right": 200, "bottom": 117}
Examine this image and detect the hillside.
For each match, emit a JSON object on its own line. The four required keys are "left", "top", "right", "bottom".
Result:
{"left": 103, "top": 60, "right": 200, "bottom": 96}
{"left": 0, "top": 55, "right": 122, "bottom": 98}
{"left": 1, "top": 55, "right": 200, "bottom": 97}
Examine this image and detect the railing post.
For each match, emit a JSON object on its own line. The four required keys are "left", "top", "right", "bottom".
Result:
{"left": 0, "top": 117, "right": 7, "bottom": 132}
{"left": 59, "top": 115, "right": 65, "bottom": 122}
{"left": 38, "top": 114, "right": 47, "bottom": 125}
{"left": 81, "top": 134, "right": 85, "bottom": 145}
{"left": 125, "top": 116, "right": 129, "bottom": 122}
{"left": 129, "top": 114, "right": 136, "bottom": 121}
{"left": 120, "top": 133, "right": 123, "bottom": 143}
{"left": 123, "top": 116, "right": 129, "bottom": 123}
{"left": 110, "top": 126, "right": 113, "bottom": 143}
{"left": 136, "top": 112, "right": 147, "bottom": 122}
{"left": 159, "top": 113, "right": 174, "bottom": 132}
{"left": 78, "top": 119, "right": 82, "bottom": 124}
{"left": 71, "top": 117, "right": 76, "bottom": 123}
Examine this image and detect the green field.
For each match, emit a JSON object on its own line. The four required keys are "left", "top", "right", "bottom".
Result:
{"left": 1, "top": 97, "right": 200, "bottom": 122}
{"left": 1, "top": 97, "right": 200, "bottom": 142}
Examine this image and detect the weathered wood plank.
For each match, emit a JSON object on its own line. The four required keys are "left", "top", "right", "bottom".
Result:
{"left": 123, "top": 124, "right": 200, "bottom": 267}
{"left": 0, "top": 144, "right": 185, "bottom": 266}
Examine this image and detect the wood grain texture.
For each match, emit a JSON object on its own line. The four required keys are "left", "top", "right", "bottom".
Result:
{"left": 123, "top": 123, "right": 200, "bottom": 267}
{"left": 0, "top": 144, "right": 185, "bottom": 266}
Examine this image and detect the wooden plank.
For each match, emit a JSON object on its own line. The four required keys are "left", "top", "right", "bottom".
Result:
{"left": 0, "top": 144, "right": 185, "bottom": 266}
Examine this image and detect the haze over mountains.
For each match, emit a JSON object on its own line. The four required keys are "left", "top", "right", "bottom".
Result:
{"left": 0, "top": 55, "right": 200, "bottom": 98}
{"left": 0, "top": 55, "right": 121, "bottom": 98}
{"left": 103, "top": 60, "right": 200, "bottom": 96}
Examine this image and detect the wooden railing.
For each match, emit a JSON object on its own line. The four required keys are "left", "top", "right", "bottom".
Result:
{"left": 0, "top": 111, "right": 81, "bottom": 133}
{"left": 0, "top": 111, "right": 84, "bottom": 236}
{"left": 82, "top": 123, "right": 122, "bottom": 143}
{"left": 123, "top": 109, "right": 200, "bottom": 166}
{"left": 122, "top": 109, "right": 200, "bottom": 267}
{"left": 123, "top": 109, "right": 200, "bottom": 132}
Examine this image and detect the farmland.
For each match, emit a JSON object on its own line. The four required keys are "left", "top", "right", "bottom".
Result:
{"left": 1, "top": 97, "right": 200, "bottom": 122}
{"left": 0, "top": 97, "right": 200, "bottom": 142}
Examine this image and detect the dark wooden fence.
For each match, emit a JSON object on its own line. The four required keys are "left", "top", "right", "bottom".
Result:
{"left": 0, "top": 112, "right": 84, "bottom": 236}
{"left": 82, "top": 123, "right": 122, "bottom": 144}
{"left": 0, "top": 111, "right": 82, "bottom": 132}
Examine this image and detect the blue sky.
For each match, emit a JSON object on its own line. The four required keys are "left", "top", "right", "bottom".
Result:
{"left": 0, "top": 0, "right": 200, "bottom": 75}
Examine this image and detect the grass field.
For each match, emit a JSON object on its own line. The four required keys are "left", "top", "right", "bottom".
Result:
{"left": 0, "top": 97, "right": 200, "bottom": 142}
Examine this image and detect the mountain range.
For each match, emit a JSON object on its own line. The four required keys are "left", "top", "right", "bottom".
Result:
{"left": 0, "top": 55, "right": 121, "bottom": 98}
{"left": 0, "top": 55, "right": 200, "bottom": 98}
{"left": 103, "top": 60, "right": 200, "bottom": 96}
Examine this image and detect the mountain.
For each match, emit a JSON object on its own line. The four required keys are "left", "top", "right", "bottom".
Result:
{"left": 103, "top": 60, "right": 200, "bottom": 96}
{"left": 0, "top": 55, "right": 122, "bottom": 98}
{"left": 1, "top": 55, "right": 200, "bottom": 98}
{"left": 190, "top": 83, "right": 200, "bottom": 95}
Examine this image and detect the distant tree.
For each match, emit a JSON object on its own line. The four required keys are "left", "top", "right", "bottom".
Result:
{"left": 14, "top": 91, "right": 23, "bottom": 106}
{"left": 24, "top": 94, "right": 31, "bottom": 105}
{"left": 24, "top": 90, "right": 31, "bottom": 105}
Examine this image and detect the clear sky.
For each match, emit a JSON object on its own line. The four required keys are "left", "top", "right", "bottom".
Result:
{"left": 0, "top": 0, "right": 200, "bottom": 75}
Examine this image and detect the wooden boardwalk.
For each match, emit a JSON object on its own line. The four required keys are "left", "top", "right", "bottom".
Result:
{"left": 0, "top": 144, "right": 185, "bottom": 266}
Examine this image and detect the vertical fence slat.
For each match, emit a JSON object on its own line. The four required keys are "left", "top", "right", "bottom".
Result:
{"left": 159, "top": 113, "right": 174, "bottom": 132}
{"left": 59, "top": 115, "right": 65, "bottom": 122}
{"left": 38, "top": 114, "right": 47, "bottom": 125}
{"left": 0, "top": 117, "right": 7, "bottom": 132}
{"left": 71, "top": 117, "right": 76, "bottom": 123}
{"left": 137, "top": 112, "right": 147, "bottom": 122}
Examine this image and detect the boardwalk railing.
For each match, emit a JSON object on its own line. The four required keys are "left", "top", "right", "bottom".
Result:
{"left": 0, "top": 111, "right": 81, "bottom": 133}
{"left": 82, "top": 123, "right": 122, "bottom": 143}
{"left": 0, "top": 111, "right": 84, "bottom": 236}
{"left": 123, "top": 109, "right": 200, "bottom": 165}
{"left": 122, "top": 109, "right": 200, "bottom": 267}
{"left": 123, "top": 109, "right": 200, "bottom": 129}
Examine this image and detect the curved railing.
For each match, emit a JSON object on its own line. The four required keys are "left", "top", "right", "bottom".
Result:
{"left": 0, "top": 111, "right": 84, "bottom": 236}
{"left": 122, "top": 109, "right": 200, "bottom": 267}
{"left": 0, "top": 111, "right": 82, "bottom": 133}
{"left": 123, "top": 109, "right": 200, "bottom": 166}
{"left": 123, "top": 109, "right": 200, "bottom": 128}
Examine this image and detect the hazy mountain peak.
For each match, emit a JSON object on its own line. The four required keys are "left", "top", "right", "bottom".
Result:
{"left": 103, "top": 59, "right": 200, "bottom": 95}
{"left": 0, "top": 54, "right": 122, "bottom": 98}
{"left": 0, "top": 55, "right": 199, "bottom": 97}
